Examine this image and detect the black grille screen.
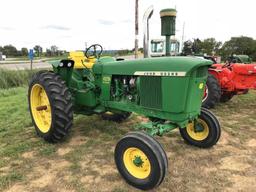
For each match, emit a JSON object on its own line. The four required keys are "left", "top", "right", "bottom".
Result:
{"left": 140, "top": 77, "right": 162, "bottom": 109}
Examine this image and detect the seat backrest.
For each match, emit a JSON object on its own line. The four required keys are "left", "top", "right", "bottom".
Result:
{"left": 68, "top": 51, "right": 95, "bottom": 69}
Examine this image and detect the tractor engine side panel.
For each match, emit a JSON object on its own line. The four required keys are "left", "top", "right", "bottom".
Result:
{"left": 106, "top": 75, "right": 190, "bottom": 113}
{"left": 102, "top": 68, "right": 207, "bottom": 125}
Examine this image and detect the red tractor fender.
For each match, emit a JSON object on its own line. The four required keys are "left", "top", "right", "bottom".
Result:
{"left": 208, "top": 65, "right": 235, "bottom": 91}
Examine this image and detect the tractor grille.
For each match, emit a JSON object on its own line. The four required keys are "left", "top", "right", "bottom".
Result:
{"left": 196, "top": 66, "right": 208, "bottom": 77}
{"left": 140, "top": 77, "right": 162, "bottom": 109}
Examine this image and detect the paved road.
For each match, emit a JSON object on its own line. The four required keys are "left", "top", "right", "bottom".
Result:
{"left": 0, "top": 62, "right": 51, "bottom": 70}
{"left": 0, "top": 55, "right": 143, "bottom": 70}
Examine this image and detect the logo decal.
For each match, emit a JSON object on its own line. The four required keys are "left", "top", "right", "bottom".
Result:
{"left": 134, "top": 71, "right": 186, "bottom": 77}
{"left": 199, "top": 83, "right": 204, "bottom": 89}
{"left": 102, "top": 76, "right": 111, "bottom": 84}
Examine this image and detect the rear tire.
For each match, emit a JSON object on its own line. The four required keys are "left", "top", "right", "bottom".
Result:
{"left": 220, "top": 92, "right": 234, "bottom": 103}
{"left": 179, "top": 108, "right": 221, "bottom": 148}
{"left": 28, "top": 71, "right": 73, "bottom": 143}
{"left": 115, "top": 131, "right": 168, "bottom": 190}
{"left": 202, "top": 74, "right": 221, "bottom": 109}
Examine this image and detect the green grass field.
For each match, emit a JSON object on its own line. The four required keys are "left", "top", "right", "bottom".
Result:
{"left": 0, "top": 87, "right": 255, "bottom": 192}
{"left": 0, "top": 69, "right": 39, "bottom": 89}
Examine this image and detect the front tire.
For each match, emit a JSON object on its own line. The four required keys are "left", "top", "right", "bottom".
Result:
{"left": 115, "top": 132, "right": 168, "bottom": 190}
{"left": 179, "top": 108, "right": 221, "bottom": 148}
{"left": 202, "top": 74, "right": 221, "bottom": 109}
{"left": 28, "top": 71, "right": 73, "bottom": 143}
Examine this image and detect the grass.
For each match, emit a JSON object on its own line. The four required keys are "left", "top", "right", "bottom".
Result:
{"left": 0, "top": 69, "right": 40, "bottom": 89}
{"left": 0, "top": 87, "right": 255, "bottom": 192}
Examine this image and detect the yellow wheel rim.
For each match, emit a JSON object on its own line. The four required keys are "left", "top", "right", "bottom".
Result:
{"left": 123, "top": 147, "right": 151, "bottom": 179}
{"left": 186, "top": 119, "right": 209, "bottom": 141}
{"left": 30, "top": 84, "right": 52, "bottom": 133}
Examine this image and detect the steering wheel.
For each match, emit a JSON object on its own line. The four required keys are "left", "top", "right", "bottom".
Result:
{"left": 222, "top": 61, "right": 232, "bottom": 69}
{"left": 85, "top": 44, "right": 103, "bottom": 59}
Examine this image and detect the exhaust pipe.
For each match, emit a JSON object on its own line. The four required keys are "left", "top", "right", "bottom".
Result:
{"left": 143, "top": 6, "right": 154, "bottom": 58}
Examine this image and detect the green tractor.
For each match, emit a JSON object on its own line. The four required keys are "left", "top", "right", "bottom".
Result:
{"left": 28, "top": 43, "right": 221, "bottom": 190}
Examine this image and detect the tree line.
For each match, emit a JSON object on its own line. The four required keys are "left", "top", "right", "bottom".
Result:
{"left": 0, "top": 45, "right": 66, "bottom": 57}
{"left": 182, "top": 36, "right": 256, "bottom": 61}
{"left": 1, "top": 36, "right": 255, "bottom": 60}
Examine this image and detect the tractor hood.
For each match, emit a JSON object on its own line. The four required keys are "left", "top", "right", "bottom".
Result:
{"left": 93, "top": 56, "right": 212, "bottom": 76}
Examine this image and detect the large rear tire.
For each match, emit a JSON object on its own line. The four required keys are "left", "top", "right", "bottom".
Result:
{"left": 28, "top": 71, "right": 73, "bottom": 143}
{"left": 115, "top": 131, "right": 168, "bottom": 190}
{"left": 220, "top": 92, "right": 234, "bottom": 103}
{"left": 202, "top": 74, "right": 221, "bottom": 109}
{"left": 179, "top": 108, "right": 221, "bottom": 148}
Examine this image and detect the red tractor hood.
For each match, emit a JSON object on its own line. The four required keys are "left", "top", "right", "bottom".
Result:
{"left": 232, "top": 64, "right": 256, "bottom": 75}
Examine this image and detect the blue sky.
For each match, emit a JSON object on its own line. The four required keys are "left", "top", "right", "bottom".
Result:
{"left": 0, "top": 0, "right": 255, "bottom": 51}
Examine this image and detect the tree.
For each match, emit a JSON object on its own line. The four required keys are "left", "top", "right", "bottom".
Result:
{"left": 50, "top": 45, "right": 58, "bottom": 56}
{"left": 33, "top": 45, "right": 43, "bottom": 57}
{"left": 117, "top": 49, "right": 129, "bottom": 56}
{"left": 2, "top": 45, "right": 18, "bottom": 56}
{"left": 46, "top": 48, "right": 52, "bottom": 57}
{"left": 182, "top": 38, "right": 222, "bottom": 56}
{"left": 192, "top": 38, "right": 202, "bottom": 54}
{"left": 219, "top": 36, "right": 256, "bottom": 60}
{"left": 200, "top": 38, "right": 222, "bottom": 55}
{"left": 21, "top": 47, "right": 28, "bottom": 56}
{"left": 182, "top": 40, "right": 193, "bottom": 55}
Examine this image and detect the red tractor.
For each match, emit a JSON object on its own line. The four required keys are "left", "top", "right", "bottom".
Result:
{"left": 202, "top": 57, "right": 256, "bottom": 108}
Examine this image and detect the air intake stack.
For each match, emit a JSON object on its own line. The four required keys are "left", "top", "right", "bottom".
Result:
{"left": 160, "top": 8, "right": 177, "bottom": 56}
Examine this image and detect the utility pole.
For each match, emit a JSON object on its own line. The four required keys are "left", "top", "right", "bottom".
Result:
{"left": 135, "top": 0, "right": 139, "bottom": 59}
{"left": 181, "top": 22, "right": 185, "bottom": 53}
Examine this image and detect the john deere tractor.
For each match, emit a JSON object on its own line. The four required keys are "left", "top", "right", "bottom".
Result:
{"left": 28, "top": 42, "right": 221, "bottom": 190}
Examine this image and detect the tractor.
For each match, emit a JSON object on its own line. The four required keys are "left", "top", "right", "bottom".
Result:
{"left": 28, "top": 9, "right": 221, "bottom": 190}
{"left": 227, "top": 54, "right": 252, "bottom": 64}
{"left": 28, "top": 45, "right": 221, "bottom": 190}
{"left": 202, "top": 56, "right": 256, "bottom": 108}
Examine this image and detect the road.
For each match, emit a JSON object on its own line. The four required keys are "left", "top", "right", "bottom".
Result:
{"left": 0, "top": 55, "right": 143, "bottom": 70}
{"left": 0, "top": 62, "right": 51, "bottom": 70}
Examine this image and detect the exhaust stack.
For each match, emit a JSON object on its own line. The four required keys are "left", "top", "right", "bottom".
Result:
{"left": 143, "top": 6, "right": 154, "bottom": 58}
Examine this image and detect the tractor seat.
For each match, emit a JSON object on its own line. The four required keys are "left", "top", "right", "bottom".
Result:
{"left": 68, "top": 51, "right": 96, "bottom": 69}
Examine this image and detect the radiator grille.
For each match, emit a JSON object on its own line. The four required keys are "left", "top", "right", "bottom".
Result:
{"left": 140, "top": 77, "right": 162, "bottom": 109}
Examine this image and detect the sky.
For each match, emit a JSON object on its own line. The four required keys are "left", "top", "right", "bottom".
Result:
{"left": 0, "top": 0, "right": 255, "bottom": 51}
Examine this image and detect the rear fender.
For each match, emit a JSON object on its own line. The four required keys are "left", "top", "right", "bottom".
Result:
{"left": 208, "top": 67, "right": 234, "bottom": 91}
{"left": 208, "top": 68, "right": 220, "bottom": 83}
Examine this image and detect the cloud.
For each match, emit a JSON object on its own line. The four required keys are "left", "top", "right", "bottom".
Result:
{"left": 121, "top": 19, "right": 132, "bottom": 23}
{"left": 41, "top": 25, "right": 70, "bottom": 31}
{"left": 97, "top": 19, "right": 115, "bottom": 26}
{"left": 0, "top": 27, "right": 15, "bottom": 31}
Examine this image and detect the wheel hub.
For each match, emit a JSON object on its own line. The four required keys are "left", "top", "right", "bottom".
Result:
{"left": 195, "top": 123, "right": 204, "bottom": 132}
{"left": 133, "top": 156, "right": 144, "bottom": 167}
{"left": 186, "top": 119, "right": 209, "bottom": 141}
{"left": 123, "top": 147, "right": 151, "bottom": 179}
